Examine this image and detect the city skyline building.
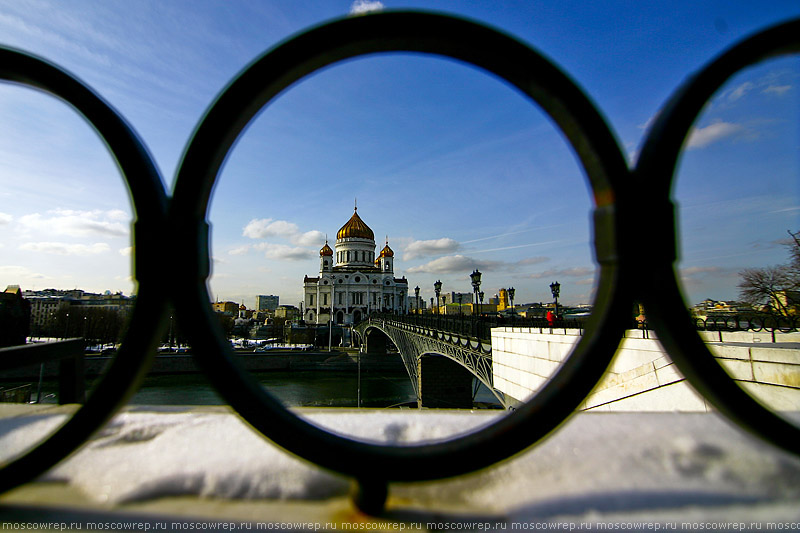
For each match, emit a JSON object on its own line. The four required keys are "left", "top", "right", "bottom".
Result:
{"left": 255, "top": 295, "right": 279, "bottom": 312}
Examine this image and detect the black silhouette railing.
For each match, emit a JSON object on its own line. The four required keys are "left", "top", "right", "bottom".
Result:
{"left": 1, "top": 11, "right": 798, "bottom": 515}
{"left": 693, "top": 314, "right": 800, "bottom": 333}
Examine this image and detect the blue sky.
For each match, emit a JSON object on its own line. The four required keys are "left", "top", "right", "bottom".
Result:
{"left": 1, "top": 0, "right": 798, "bottom": 310}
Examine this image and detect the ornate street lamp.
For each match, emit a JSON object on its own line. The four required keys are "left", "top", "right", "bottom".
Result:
{"left": 414, "top": 285, "right": 420, "bottom": 316}
{"left": 470, "top": 269, "right": 482, "bottom": 318}
{"left": 508, "top": 287, "right": 515, "bottom": 317}
{"left": 550, "top": 281, "right": 560, "bottom": 319}
{"left": 434, "top": 280, "right": 442, "bottom": 317}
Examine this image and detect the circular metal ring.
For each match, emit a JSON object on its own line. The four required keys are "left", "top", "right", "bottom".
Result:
{"left": 633, "top": 19, "right": 800, "bottom": 456}
{"left": 170, "top": 11, "right": 631, "bottom": 485}
{"left": 0, "top": 47, "right": 169, "bottom": 490}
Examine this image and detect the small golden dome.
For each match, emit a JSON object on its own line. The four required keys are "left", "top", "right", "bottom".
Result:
{"left": 320, "top": 241, "right": 333, "bottom": 256}
{"left": 336, "top": 207, "right": 374, "bottom": 241}
{"left": 380, "top": 243, "right": 394, "bottom": 258}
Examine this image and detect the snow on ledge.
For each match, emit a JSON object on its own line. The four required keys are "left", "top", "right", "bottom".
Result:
{"left": 2, "top": 408, "right": 800, "bottom": 520}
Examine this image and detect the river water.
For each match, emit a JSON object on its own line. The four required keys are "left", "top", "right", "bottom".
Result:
{"left": 123, "top": 370, "right": 501, "bottom": 408}
{"left": 128, "top": 371, "right": 418, "bottom": 407}
{"left": 22, "top": 369, "right": 501, "bottom": 408}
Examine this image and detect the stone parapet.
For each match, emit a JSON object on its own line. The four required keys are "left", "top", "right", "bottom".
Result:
{"left": 491, "top": 327, "right": 800, "bottom": 411}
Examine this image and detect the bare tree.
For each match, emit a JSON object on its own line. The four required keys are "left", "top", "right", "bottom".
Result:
{"left": 787, "top": 229, "right": 800, "bottom": 282}
{"left": 738, "top": 266, "right": 794, "bottom": 315}
{"left": 737, "top": 230, "right": 800, "bottom": 316}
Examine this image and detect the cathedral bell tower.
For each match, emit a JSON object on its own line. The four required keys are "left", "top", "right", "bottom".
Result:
{"left": 378, "top": 239, "right": 394, "bottom": 274}
{"left": 319, "top": 239, "right": 333, "bottom": 273}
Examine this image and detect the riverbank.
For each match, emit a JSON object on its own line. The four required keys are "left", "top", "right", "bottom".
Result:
{"left": 1, "top": 350, "right": 407, "bottom": 380}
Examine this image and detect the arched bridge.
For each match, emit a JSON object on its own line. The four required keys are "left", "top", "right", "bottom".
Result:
{"left": 354, "top": 314, "right": 506, "bottom": 409}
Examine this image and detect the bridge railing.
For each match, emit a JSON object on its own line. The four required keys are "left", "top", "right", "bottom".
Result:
{"left": 372, "top": 312, "right": 800, "bottom": 344}
{"left": 369, "top": 313, "right": 587, "bottom": 341}
{"left": 691, "top": 314, "right": 799, "bottom": 333}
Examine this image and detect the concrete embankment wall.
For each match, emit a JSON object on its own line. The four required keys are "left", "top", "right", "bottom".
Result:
{"left": 491, "top": 327, "right": 800, "bottom": 411}
{"left": 1, "top": 350, "right": 406, "bottom": 380}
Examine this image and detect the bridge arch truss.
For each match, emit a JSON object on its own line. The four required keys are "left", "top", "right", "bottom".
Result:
{"left": 354, "top": 317, "right": 505, "bottom": 407}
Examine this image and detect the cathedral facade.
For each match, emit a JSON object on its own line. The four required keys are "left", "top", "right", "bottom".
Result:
{"left": 303, "top": 207, "right": 408, "bottom": 325}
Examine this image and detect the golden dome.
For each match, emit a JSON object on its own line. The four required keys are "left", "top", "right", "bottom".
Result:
{"left": 336, "top": 207, "right": 374, "bottom": 241}
{"left": 319, "top": 241, "right": 333, "bottom": 256}
{"left": 379, "top": 243, "right": 394, "bottom": 258}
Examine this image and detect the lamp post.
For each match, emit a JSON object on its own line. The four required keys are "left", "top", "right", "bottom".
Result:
{"left": 550, "top": 281, "right": 560, "bottom": 320}
{"left": 508, "top": 287, "right": 515, "bottom": 318}
{"left": 434, "top": 280, "right": 442, "bottom": 325}
{"left": 470, "top": 270, "right": 481, "bottom": 317}
{"left": 329, "top": 282, "right": 335, "bottom": 352}
{"left": 414, "top": 285, "right": 420, "bottom": 317}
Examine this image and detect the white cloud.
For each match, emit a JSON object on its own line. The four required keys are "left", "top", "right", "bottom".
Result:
{"left": 407, "top": 255, "right": 505, "bottom": 274}
{"left": 18, "top": 209, "right": 128, "bottom": 238}
{"left": 242, "top": 219, "right": 324, "bottom": 247}
{"left": 0, "top": 265, "right": 50, "bottom": 281}
{"left": 119, "top": 246, "right": 133, "bottom": 256}
{"left": 20, "top": 241, "right": 110, "bottom": 255}
{"left": 727, "top": 81, "right": 753, "bottom": 102}
{"left": 228, "top": 245, "right": 251, "bottom": 256}
{"left": 403, "top": 238, "right": 460, "bottom": 260}
{"left": 679, "top": 266, "right": 733, "bottom": 287}
{"left": 526, "top": 267, "right": 594, "bottom": 279}
{"left": 407, "top": 254, "right": 550, "bottom": 274}
{"left": 637, "top": 112, "right": 659, "bottom": 131}
{"left": 254, "top": 242, "right": 315, "bottom": 261}
{"left": 243, "top": 219, "right": 298, "bottom": 239}
{"left": 679, "top": 266, "right": 729, "bottom": 288}
{"left": 681, "top": 266, "right": 722, "bottom": 276}
{"left": 349, "top": 0, "right": 385, "bottom": 15}
{"left": 763, "top": 84, "right": 791, "bottom": 96}
{"left": 686, "top": 121, "right": 743, "bottom": 149}
{"left": 0, "top": 212, "right": 12, "bottom": 225}
{"left": 293, "top": 230, "right": 326, "bottom": 247}
{"left": 516, "top": 257, "right": 549, "bottom": 266}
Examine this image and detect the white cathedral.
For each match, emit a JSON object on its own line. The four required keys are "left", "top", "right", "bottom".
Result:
{"left": 303, "top": 207, "right": 408, "bottom": 325}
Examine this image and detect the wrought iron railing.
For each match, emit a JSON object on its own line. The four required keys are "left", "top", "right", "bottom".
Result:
{"left": 1, "top": 11, "right": 798, "bottom": 515}
{"left": 693, "top": 314, "right": 800, "bottom": 334}
{"left": 371, "top": 311, "right": 800, "bottom": 343}
{"left": 370, "top": 312, "right": 586, "bottom": 341}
